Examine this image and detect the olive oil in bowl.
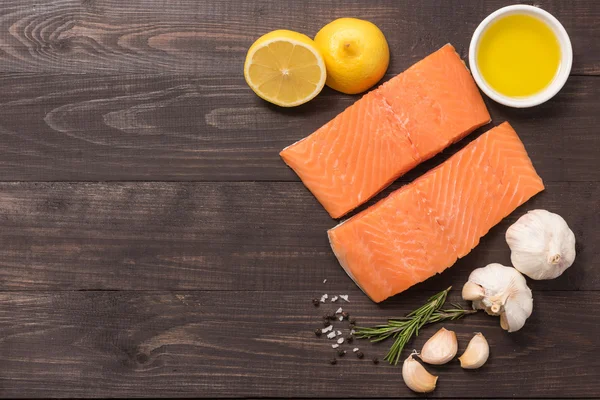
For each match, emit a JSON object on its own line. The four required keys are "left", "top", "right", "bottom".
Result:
{"left": 469, "top": 4, "right": 572, "bottom": 108}
{"left": 477, "top": 14, "right": 561, "bottom": 97}
{"left": 476, "top": 14, "right": 561, "bottom": 98}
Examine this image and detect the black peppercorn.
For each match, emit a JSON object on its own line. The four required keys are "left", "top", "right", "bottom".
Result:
{"left": 322, "top": 314, "right": 329, "bottom": 321}
{"left": 337, "top": 349, "right": 345, "bottom": 357}
{"left": 327, "top": 313, "right": 336, "bottom": 320}
{"left": 346, "top": 336, "right": 353, "bottom": 343}
{"left": 341, "top": 311, "right": 349, "bottom": 320}
{"left": 372, "top": 357, "right": 379, "bottom": 364}
{"left": 314, "top": 328, "right": 322, "bottom": 337}
{"left": 312, "top": 298, "right": 320, "bottom": 307}
{"left": 323, "top": 320, "right": 331, "bottom": 327}
{"left": 356, "top": 351, "right": 364, "bottom": 359}
{"left": 349, "top": 317, "right": 357, "bottom": 325}
{"left": 329, "top": 358, "right": 337, "bottom": 365}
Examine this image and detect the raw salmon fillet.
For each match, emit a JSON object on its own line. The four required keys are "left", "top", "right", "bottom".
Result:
{"left": 280, "top": 44, "right": 490, "bottom": 218}
{"left": 328, "top": 122, "right": 544, "bottom": 303}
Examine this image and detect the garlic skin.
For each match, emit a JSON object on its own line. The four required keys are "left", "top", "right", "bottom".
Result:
{"left": 402, "top": 353, "right": 438, "bottom": 393}
{"left": 463, "top": 263, "right": 533, "bottom": 332}
{"left": 420, "top": 327, "right": 458, "bottom": 365}
{"left": 506, "top": 209, "right": 576, "bottom": 280}
{"left": 458, "top": 333, "right": 489, "bottom": 369}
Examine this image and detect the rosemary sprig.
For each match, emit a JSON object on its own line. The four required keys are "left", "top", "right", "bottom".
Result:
{"left": 354, "top": 287, "right": 476, "bottom": 365}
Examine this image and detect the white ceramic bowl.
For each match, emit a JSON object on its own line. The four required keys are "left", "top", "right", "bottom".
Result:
{"left": 469, "top": 5, "right": 572, "bottom": 108}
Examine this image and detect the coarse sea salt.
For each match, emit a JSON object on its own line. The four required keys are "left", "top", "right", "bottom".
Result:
{"left": 336, "top": 330, "right": 342, "bottom": 336}
{"left": 339, "top": 295, "right": 349, "bottom": 302}
{"left": 338, "top": 316, "right": 344, "bottom": 321}
{"left": 320, "top": 294, "right": 328, "bottom": 303}
{"left": 323, "top": 279, "right": 327, "bottom": 284}
{"left": 332, "top": 344, "right": 339, "bottom": 349}
{"left": 353, "top": 348, "right": 359, "bottom": 353}
{"left": 326, "top": 331, "right": 336, "bottom": 339}
{"left": 337, "top": 338, "right": 344, "bottom": 344}
{"left": 330, "top": 296, "right": 339, "bottom": 302}
{"left": 322, "top": 325, "right": 333, "bottom": 333}
{"left": 335, "top": 307, "right": 343, "bottom": 314}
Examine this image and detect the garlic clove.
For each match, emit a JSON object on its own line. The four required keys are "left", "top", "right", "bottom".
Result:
{"left": 402, "top": 353, "right": 438, "bottom": 393}
{"left": 462, "top": 281, "right": 485, "bottom": 301}
{"left": 506, "top": 209, "right": 576, "bottom": 280}
{"left": 458, "top": 333, "right": 489, "bottom": 369}
{"left": 500, "top": 313, "right": 509, "bottom": 331}
{"left": 501, "top": 281, "right": 533, "bottom": 332}
{"left": 420, "top": 327, "right": 458, "bottom": 365}
{"left": 466, "top": 263, "right": 533, "bottom": 332}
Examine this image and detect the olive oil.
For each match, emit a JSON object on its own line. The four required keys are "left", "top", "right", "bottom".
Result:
{"left": 477, "top": 14, "right": 561, "bottom": 98}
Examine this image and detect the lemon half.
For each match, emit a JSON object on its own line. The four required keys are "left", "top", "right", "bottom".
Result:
{"left": 244, "top": 30, "right": 327, "bottom": 107}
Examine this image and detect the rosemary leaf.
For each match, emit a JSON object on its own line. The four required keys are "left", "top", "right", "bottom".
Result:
{"left": 354, "top": 287, "right": 477, "bottom": 365}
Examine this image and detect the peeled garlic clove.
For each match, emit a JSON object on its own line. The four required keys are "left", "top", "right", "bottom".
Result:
{"left": 462, "top": 281, "right": 485, "bottom": 301}
{"left": 402, "top": 353, "right": 438, "bottom": 393}
{"left": 420, "top": 327, "right": 458, "bottom": 365}
{"left": 506, "top": 209, "right": 576, "bottom": 280}
{"left": 466, "top": 263, "right": 533, "bottom": 332}
{"left": 459, "top": 333, "right": 489, "bottom": 369}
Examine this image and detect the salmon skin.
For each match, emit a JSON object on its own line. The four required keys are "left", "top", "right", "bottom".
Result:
{"left": 280, "top": 44, "right": 491, "bottom": 218}
{"left": 328, "top": 122, "right": 544, "bottom": 303}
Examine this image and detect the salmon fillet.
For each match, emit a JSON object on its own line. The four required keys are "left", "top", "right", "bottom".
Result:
{"left": 280, "top": 44, "right": 491, "bottom": 218}
{"left": 328, "top": 122, "right": 544, "bottom": 303}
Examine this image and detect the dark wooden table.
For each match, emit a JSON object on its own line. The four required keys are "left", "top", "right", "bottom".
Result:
{"left": 0, "top": 0, "right": 598, "bottom": 398}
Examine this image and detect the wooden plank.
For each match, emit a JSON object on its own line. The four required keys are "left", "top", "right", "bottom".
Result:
{"left": 0, "top": 181, "right": 595, "bottom": 291}
{"left": 0, "top": 74, "right": 597, "bottom": 181}
{"left": 0, "top": 0, "right": 597, "bottom": 75}
{"left": 0, "top": 290, "right": 597, "bottom": 397}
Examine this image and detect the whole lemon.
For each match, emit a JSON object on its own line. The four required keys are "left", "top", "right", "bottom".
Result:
{"left": 314, "top": 18, "right": 389, "bottom": 94}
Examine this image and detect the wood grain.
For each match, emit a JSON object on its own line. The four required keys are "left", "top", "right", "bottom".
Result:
{"left": 0, "top": 75, "right": 597, "bottom": 181}
{"left": 0, "top": 181, "right": 595, "bottom": 292}
{"left": 0, "top": 0, "right": 597, "bottom": 75}
{"left": 0, "top": 290, "right": 597, "bottom": 398}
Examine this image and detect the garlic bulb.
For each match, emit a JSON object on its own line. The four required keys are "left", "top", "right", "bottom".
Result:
{"left": 506, "top": 209, "right": 576, "bottom": 280}
{"left": 402, "top": 352, "right": 438, "bottom": 393}
{"left": 458, "top": 333, "right": 489, "bottom": 369}
{"left": 420, "top": 327, "right": 458, "bottom": 365}
{"left": 462, "top": 263, "right": 533, "bottom": 332}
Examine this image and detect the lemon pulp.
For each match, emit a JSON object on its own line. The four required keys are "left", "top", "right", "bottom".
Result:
{"left": 477, "top": 14, "right": 561, "bottom": 98}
